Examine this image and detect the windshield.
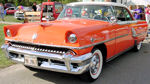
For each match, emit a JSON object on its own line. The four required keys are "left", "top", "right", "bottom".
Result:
{"left": 58, "top": 5, "right": 113, "bottom": 21}
{"left": 24, "top": 7, "right": 32, "bottom": 11}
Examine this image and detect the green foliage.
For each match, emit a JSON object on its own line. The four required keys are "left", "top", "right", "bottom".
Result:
{"left": 0, "top": 24, "right": 15, "bottom": 69}
{"left": 0, "top": 0, "right": 78, "bottom": 6}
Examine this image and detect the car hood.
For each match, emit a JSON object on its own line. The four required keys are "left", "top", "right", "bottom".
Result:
{"left": 5, "top": 19, "right": 110, "bottom": 47}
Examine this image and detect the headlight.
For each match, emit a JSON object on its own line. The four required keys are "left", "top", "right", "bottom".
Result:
{"left": 68, "top": 34, "right": 77, "bottom": 43}
{"left": 6, "top": 29, "right": 11, "bottom": 37}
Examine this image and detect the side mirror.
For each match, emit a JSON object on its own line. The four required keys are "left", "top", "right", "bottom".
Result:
{"left": 110, "top": 16, "right": 117, "bottom": 23}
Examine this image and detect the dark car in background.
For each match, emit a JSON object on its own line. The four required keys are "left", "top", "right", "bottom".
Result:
{"left": 4, "top": 3, "right": 15, "bottom": 9}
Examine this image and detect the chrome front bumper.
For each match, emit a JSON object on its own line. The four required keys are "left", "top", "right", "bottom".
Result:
{"left": 1, "top": 44, "right": 92, "bottom": 74}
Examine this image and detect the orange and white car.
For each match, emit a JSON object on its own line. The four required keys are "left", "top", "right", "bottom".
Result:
{"left": 1, "top": 2, "right": 148, "bottom": 81}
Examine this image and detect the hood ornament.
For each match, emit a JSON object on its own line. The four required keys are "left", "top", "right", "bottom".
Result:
{"left": 32, "top": 33, "right": 38, "bottom": 40}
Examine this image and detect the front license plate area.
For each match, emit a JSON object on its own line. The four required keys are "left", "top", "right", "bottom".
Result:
{"left": 24, "top": 55, "right": 37, "bottom": 66}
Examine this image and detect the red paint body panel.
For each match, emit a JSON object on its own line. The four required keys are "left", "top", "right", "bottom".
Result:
{"left": 7, "top": 10, "right": 16, "bottom": 14}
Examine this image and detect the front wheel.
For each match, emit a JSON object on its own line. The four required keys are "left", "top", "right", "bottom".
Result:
{"left": 80, "top": 49, "right": 103, "bottom": 82}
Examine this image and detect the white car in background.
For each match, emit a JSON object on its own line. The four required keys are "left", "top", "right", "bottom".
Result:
{"left": 14, "top": 7, "right": 32, "bottom": 20}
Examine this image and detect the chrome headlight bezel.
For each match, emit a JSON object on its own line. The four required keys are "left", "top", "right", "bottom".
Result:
{"left": 6, "top": 29, "right": 11, "bottom": 37}
{"left": 68, "top": 34, "right": 77, "bottom": 43}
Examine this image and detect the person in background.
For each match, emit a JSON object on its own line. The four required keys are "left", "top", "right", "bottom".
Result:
{"left": 145, "top": 5, "right": 150, "bottom": 24}
{"left": 37, "top": 4, "right": 41, "bottom": 11}
{"left": 32, "top": 2, "right": 37, "bottom": 11}
{"left": 0, "top": 3, "right": 4, "bottom": 21}
{"left": 133, "top": 5, "right": 142, "bottom": 20}
{"left": 129, "top": 5, "right": 134, "bottom": 12}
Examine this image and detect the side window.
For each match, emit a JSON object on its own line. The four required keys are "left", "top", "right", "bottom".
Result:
{"left": 55, "top": 4, "right": 63, "bottom": 14}
{"left": 114, "top": 6, "right": 132, "bottom": 21}
{"left": 123, "top": 8, "right": 132, "bottom": 21}
{"left": 10, "top": 8, "right": 14, "bottom": 10}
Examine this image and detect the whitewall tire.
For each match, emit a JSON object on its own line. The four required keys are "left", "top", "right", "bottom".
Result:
{"left": 80, "top": 49, "right": 103, "bottom": 82}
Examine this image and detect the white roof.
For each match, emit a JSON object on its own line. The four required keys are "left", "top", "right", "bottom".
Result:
{"left": 67, "top": 2, "right": 127, "bottom": 8}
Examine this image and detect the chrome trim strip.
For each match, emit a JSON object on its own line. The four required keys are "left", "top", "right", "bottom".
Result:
{"left": 131, "top": 28, "right": 137, "bottom": 37}
{"left": 117, "top": 21, "right": 138, "bottom": 25}
{"left": 5, "top": 34, "right": 128, "bottom": 50}
{"left": 116, "top": 27, "right": 128, "bottom": 31}
{"left": 134, "top": 31, "right": 147, "bottom": 37}
{"left": 134, "top": 23, "right": 148, "bottom": 26}
{"left": 127, "top": 21, "right": 138, "bottom": 24}
{"left": 117, "top": 21, "right": 128, "bottom": 25}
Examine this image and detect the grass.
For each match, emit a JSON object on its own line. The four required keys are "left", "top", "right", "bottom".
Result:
{"left": 0, "top": 15, "right": 24, "bottom": 23}
{"left": 0, "top": 24, "right": 15, "bottom": 69}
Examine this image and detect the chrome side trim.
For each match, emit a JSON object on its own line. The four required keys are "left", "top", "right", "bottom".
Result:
{"left": 117, "top": 21, "right": 138, "bottom": 25}
{"left": 5, "top": 34, "right": 128, "bottom": 50}
{"left": 131, "top": 28, "right": 137, "bottom": 37}
{"left": 128, "top": 21, "right": 138, "bottom": 24}
{"left": 134, "top": 31, "right": 147, "bottom": 37}
{"left": 117, "top": 21, "right": 128, "bottom": 25}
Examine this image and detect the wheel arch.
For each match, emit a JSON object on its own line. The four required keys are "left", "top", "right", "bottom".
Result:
{"left": 92, "top": 43, "right": 107, "bottom": 63}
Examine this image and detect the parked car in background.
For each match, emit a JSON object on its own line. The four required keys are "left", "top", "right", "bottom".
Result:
{"left": 1, "top": 2, "right": 148, "bottom": 82}
{"left": 4, "top": 3, "right": 15, "bottom": 9}
{"left": 5, "top": 7, "right": 16, "bottom": 15}
{"left": 14, "top": 7, "right": 32, "bottom": 20}
{"left": 41, "top": 1, "right": 63, "bottom": 22}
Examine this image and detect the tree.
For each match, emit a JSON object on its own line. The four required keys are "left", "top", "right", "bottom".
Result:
{"left": 1, "top": 0, "right": 78, "bottom": 6}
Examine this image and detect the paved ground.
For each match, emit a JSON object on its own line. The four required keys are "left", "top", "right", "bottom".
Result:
{"left": 0, "top": 42, "right": 150, "bottom": 84}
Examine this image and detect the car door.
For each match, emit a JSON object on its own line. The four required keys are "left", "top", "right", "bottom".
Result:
{"left": 113, "top": 6, "right": 134, "bottom": 55}
{"left": 9, "top": 8, "right": 15, "bottom": 14}
{"left": 6, "top": 8, "right": 10, "bottom": 14}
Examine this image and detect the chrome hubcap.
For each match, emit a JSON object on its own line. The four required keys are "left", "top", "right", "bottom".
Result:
{"left": 90, "top": 54, "right": 100, "bottom": 75}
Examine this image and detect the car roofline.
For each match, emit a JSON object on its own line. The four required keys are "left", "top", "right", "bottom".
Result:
{"left": 67, "top": 2, "right": 127, "bottom": 8}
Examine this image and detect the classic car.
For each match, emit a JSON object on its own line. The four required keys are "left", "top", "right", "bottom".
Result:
{"left": 4, "top": 3, "right": 15, "bottom": 9}
{"left": 14, "top": 7, "right": 32, "bottom": 20}
{"left": 1, "top": 2, "right": 148, "bottom": 81}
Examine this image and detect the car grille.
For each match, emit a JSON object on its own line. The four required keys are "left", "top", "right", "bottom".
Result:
{"left": 9, "top": 42, "right": 70, "bottom": 55}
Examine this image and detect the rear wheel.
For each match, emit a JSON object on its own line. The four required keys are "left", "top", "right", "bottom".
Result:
{"left": 80, "top": 49, "right": 103, "bottom": 82}
{"left": 133, "top": 41, "right": 142, "bottom": 51}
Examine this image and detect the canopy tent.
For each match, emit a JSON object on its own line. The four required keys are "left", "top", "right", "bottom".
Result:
{"left": 126, "top": 0, "right": 150, "bottom": 6}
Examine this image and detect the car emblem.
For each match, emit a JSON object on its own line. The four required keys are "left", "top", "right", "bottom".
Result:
{"left": 32, "top": 33, "right": 38, "bottom": 40}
